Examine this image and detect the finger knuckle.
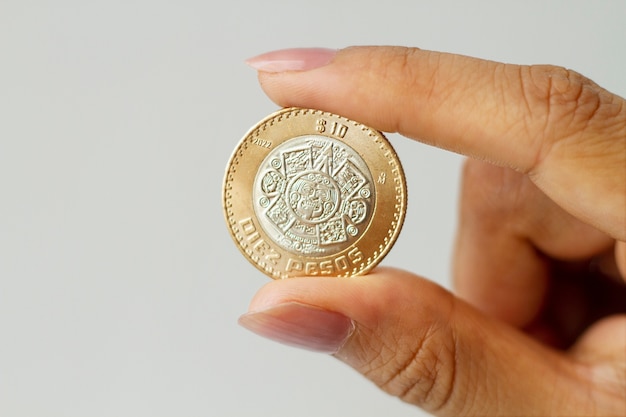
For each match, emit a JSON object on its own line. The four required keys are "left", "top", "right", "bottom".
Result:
{"left": 373, "top": 309, "right": 461, "bottom": 413}
{"left": 521, "top": 65, "right": 615, "bottom": 138}
{"left": 389, "top": 324, "right": 457, "bottom": 412}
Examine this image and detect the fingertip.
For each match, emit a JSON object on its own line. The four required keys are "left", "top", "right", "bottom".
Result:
{"left": 246, "top": 48, "right": 337, "bottom": 73}
{"left": 244, "top": 276, "right": 302, "bottom": 312}
{"left": 238, "top": 301, "right": 354, "bottom": 354}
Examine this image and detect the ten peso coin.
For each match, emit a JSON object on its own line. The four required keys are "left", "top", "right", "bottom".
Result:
{"left": 223, "top": 107, "right": 407, "bottom": 279}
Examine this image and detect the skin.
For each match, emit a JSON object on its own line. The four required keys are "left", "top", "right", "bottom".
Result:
{"left": 243, "top": 46, "right": 626, "bottom": 416}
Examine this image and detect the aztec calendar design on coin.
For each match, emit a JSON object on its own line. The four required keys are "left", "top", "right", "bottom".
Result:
{"left": 253, "top": 135, "right": 373, "bottom": 256}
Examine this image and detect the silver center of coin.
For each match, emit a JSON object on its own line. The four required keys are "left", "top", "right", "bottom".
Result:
{"left": 253, "top": 135, "right": 374, "bottom": 256}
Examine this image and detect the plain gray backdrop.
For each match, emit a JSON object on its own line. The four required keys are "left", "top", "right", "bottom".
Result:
{"left": 1, "top": 1, "right": 625, "bottom": 416}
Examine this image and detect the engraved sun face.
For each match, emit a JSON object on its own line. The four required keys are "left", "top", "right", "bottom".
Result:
{"left": 253, "top": 135, "right": 374, "bottom": 256}
{"left": 288, "top": 172, "right": 339, "bottom": 224}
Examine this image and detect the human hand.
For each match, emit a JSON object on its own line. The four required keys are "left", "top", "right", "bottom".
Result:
{"left": 238, "top": 46, "right": 626, "bottom": 416}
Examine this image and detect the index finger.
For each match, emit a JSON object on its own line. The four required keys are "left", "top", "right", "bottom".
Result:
{"left": 247, "top": 46, "right": 626, "bottom": 239}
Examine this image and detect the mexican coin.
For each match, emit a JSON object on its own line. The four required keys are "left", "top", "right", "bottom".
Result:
{"left": 223, "top": 107, "right": 407, "bottom": 279}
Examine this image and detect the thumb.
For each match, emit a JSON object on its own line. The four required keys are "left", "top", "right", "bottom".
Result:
{"left": 239, "top": 268, "right": 615, "bottom": 416}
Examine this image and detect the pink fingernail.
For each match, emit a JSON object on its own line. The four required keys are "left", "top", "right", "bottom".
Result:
{"left": 245, "top": 48, "right": 337, "bottom": 73}
{"left": 238, "top": 302, "right": 354, "bottom": 354}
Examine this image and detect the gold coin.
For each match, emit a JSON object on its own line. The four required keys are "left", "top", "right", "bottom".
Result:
{"left": 223, "top": 108, "right": 407, "bottom": 279}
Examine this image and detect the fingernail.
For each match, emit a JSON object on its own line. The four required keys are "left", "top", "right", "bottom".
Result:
{"left": 245, "top": 48, "right": 337, "bottom": 73}
{"left": 238, "top": 302, "right": 354, "bottom": 354}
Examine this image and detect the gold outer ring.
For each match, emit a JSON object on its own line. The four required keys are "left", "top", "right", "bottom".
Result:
{"left": 223, "top": 108, "right": 407, "bottom": 279}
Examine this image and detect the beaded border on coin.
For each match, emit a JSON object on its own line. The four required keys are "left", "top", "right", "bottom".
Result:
{"left": 223, "top": 108, "right": 407, "bottom": 279}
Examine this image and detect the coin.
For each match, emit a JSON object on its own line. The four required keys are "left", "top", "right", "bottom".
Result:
{"left": 223, "top": 107, "right": 407, "bottom": 279}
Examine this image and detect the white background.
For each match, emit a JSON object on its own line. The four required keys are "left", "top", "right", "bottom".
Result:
{"left": 1, "top": 1, "right": 624, "bottom": 416}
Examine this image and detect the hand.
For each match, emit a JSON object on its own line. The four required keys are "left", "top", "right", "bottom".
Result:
{"left": 238, "top": 46, "right": 626, "bottom": 416}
